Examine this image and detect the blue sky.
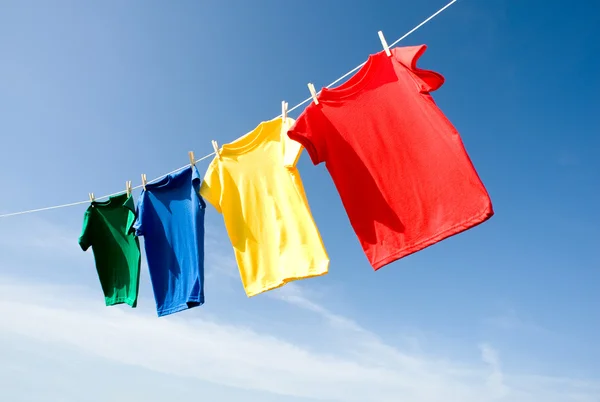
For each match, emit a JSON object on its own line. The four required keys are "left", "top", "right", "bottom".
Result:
{"left": 0, "top": 0, "right": 599, "bottom": 401}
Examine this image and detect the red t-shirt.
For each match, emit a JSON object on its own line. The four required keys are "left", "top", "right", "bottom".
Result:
{"left": 288, "top": 45, "right": 493, "bottom": 270}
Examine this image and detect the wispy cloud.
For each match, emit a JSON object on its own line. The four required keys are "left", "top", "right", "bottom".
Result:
{"left": 269, "top": 283, "right": 364, "bottom": 333}
{"left": 0, "top": 218, "right": 598, "bottom": 402}
{"left": 479, "top": 343, "right": 509, "bottom": 399}
{"left": 0, "top": 274, "right": 598, "bottom": 402}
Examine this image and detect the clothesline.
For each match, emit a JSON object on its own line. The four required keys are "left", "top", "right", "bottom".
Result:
{"left": 0, "top": 0, "right": 458, "bottom": 219}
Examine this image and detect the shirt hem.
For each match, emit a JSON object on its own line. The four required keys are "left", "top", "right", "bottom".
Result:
{"left": 371, "top": 204, "right": 494, "bottom": 270}
{"left": 244, "top": 259, "right": 330, "bottom": 297}
{"left": 157, "top": 296, "right": 205, "bottom": 317}
{"left": 105, "top": 297, "right": 137, "bottom": 307}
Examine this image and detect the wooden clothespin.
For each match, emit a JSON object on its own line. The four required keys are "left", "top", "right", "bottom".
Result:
{"left": 281, "top": 100, "right": 288, "bottom": 121}
{"left": 188, "top": 151, "right": 196, "bottom": 167}
{"left": 88, "top": 193, "right": 95, "bottom": 203}
{"left": 211, "top": 140, "right": 221, "bottom": 160}
{"left": 307, "top": 83, "right": 319, "bottom": 105}
{"left": 126, "top": 181, "right": 132, "bottom": 197}
{"left": 141, "top": 174, "right": 147, "bottom": 190}
{"left": 378, "top": 30, "right": 391, "bottom": 57}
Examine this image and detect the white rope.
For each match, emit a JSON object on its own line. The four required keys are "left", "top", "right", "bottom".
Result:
{"left": 0, "top": 0, "right": 458, "bottom": 219}
{"left": 0, "top": 152, "right": 216, "bottom": 218}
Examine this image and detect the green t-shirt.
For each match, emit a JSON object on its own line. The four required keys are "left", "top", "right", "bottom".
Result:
{"left": 79, "top": 193, "right": 141, "bottom": 307}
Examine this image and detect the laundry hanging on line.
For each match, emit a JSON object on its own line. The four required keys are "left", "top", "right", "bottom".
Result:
{"left": 79, "top": 43, "right": 494, "bottom": 317}
{"left": 200, "top": 116, "right": 330, "bottom": 297}
{"left": 288, "top": 45, "right": 494, "bottom": 270}
{"left": 79, "top": 192, "right": 141, "bottom": 308}
{"left": 132, "top": 165, "right": 206, "bottom": 317}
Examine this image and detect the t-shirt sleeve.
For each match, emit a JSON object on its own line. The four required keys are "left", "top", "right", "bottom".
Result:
{"left": 123, "top": 195, "right": 137, "bottom": 236}
{"left": 200, "top": 159, "right": 223, "bottom": 213}
{"left": 132, "top": 192, "right": 146, "bottom": 236}
{"left": 191, "top": 165, "right": 207, "bottom": 209}
{"left": 286, "top": 105, "right": 330, "bottom": 166}
{"left": 393, "top": 45, "right": 445, "bottom": 93}
{"left": 282, "top": 117, "right": 303, "bottom": 168}
{"left": 78, "top": 209, "right": 93, "bottom": 251}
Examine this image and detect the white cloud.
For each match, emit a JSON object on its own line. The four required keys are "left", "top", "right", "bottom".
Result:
{"left": 0, "top": 275, "right": 598, "bottom": 402}
{"left": 0, "top": 218, "right": 598, "bottom": 402}
{"left": 479, "top": 343, "right": 509, "bottom": 399}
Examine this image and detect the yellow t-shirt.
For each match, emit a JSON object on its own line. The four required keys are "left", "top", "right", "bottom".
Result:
{"left": 200, "top": 117, "right": 329, "bottom": 296}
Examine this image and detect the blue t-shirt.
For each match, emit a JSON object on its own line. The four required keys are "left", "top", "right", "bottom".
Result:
{"left": 133, "top": 166, "right": 206, "bottom": 317}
